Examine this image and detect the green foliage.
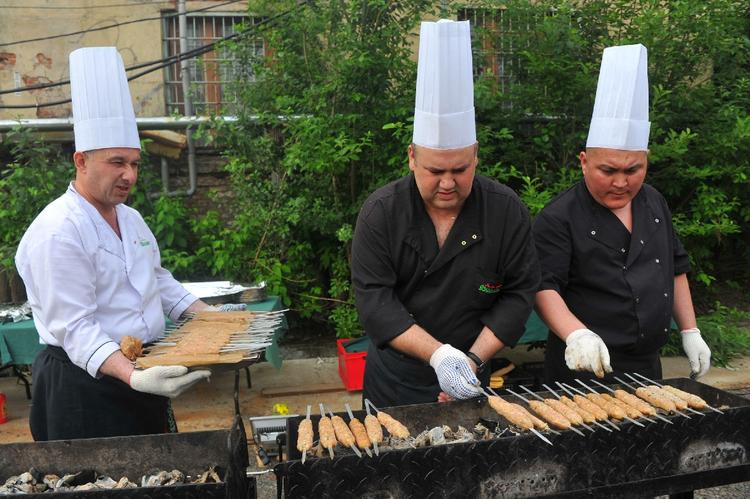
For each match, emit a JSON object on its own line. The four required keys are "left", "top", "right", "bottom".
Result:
{"left": 0, "top": 127, "right": 72, "bottom": 268}
{"left": 212, "top": 0, "right": 434, "bottom": 336}
{"left": 662, "top": 303, "right": 750, "bottom": 368}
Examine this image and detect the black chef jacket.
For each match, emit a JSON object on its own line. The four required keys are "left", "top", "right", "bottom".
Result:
{"left": 533, "top": 181, "right": 691, "bottom": 383}
{"left": 352, "top": 173, "right": 540, "bottom": 407}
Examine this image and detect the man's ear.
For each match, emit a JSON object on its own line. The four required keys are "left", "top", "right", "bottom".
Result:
{"left": 408, "top": 143, "right": 416, "bottom": 172}
{"left": 579, "top": 150, "right": 588, "bottom": 176}
{"left": 73, "top": 151, "right": 87, "bottom": 172}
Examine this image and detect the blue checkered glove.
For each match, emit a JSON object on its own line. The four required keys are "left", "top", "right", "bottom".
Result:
{"left": 218, "top": 303, "right": 247, "bottom": 312}
{"left": 429, "top": 344, "right": 483, "bottom": 399}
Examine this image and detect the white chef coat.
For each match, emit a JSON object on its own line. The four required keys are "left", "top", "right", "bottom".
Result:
{"left": 15, "top": 183, "right": 198, "bottom": 377}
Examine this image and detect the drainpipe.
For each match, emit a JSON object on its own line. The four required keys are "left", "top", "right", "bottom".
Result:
{"left": 178, "top": 0, "right": 197, "bottom": 196}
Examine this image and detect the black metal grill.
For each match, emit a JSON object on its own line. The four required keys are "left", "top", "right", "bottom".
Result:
{"left": 0, "top": 416, "right": 254, "bottom": 498}
{"left": 277, "top": 379, "right": 750, "bottom": 498}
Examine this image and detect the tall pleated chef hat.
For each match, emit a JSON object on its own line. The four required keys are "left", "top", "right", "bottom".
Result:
{"left": 586, "top": 43, "right": 650, "bottom": 151}
{"left": 69, "top": 47, "right": 140, "bottom": 152}
{"left": 412, "top": 19, "right": 476, "bottom": 150}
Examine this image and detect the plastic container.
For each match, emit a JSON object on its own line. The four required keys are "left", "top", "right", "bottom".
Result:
{"left": 0, "top": 392, "right": 7, "bottom": 424}
{"left": 337, "top": 338, "right": 368, "bottom": 391}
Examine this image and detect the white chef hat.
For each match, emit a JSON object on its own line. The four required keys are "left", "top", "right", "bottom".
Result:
{"left": 69, "top": 47, "right": 140, "bottom": 152}
{"left": 412, "top": 19, "right": 476, "bottom": 150}
{"left": 586, "top": 43, "right": 650, "bottom": 151}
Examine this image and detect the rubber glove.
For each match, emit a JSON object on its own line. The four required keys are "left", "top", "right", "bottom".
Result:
{"left": 681, "top": 328, "right": 711, "bottom": 378}
{"left": 564, "top": 328, "right": 612, "bottom": 378}
{"left": 429, "top": 344, "right": 483, "bottom": 399}
{"left": 130, "top": 366, "right": 211, "bottom": 398}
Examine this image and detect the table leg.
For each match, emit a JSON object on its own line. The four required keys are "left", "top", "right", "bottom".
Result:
{"left": 13, "top": 366, "right": 32, "bottom": 400}
{"left": 245, "top": 366, "right": 252, "bottom": 389}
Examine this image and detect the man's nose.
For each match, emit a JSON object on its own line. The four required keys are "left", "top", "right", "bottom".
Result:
{"left": 439, "top": 175, "right": 455, "bottom": 189}
{"left": 122, "top": 164, "right": 138, "bottom": 182}
{"left": 613, "top": 173, "right": 627, "bottom": 187}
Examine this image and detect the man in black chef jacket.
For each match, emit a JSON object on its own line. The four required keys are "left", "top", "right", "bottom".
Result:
{"left": 533, "top": 44, "right": 711, "bottom": 383}
{"left": 351, "top": 20, "right": 540, "bottom": 408}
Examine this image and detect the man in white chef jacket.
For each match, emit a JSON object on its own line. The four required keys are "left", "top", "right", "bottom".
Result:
{"left": 15, "top": 47, "right": 212, "bottom": 441}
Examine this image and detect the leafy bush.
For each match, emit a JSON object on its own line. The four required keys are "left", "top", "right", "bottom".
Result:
{"left": 662, "top": 303, "right": 750, "bottom": 368}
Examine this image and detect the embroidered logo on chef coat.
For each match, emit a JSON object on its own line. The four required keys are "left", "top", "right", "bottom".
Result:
{"left": 479, "top": 282, "right": 502, "bottom": 294}
{"left": 139, "top": 238, "right": 150, "bottom": 247}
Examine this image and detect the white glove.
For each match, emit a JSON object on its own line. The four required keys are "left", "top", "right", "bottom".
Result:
{"left": 130, "top": 366, "right": 211, "bottom": 398}
{"left": 681, "top": 328, "right": 711, "bottom": 378}
{"left": 564, "top": 328, "right": 612, "bottom": 378}
{"left": 429, "top": 344, "right": 483, "bottom": 400}
{"left": 218, "top": 303, "right": 247, "bottom": 312}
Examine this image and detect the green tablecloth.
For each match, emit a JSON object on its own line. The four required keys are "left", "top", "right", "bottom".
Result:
{"left": 245, "top": 295, "right": 287, "bottom": 368}
{"left": 520, "top": 310, "right": 549, "bottom": 344}
{"left": 0, "top": 295, "right": 288, "bottom": 368}
{"left": 0, "top": 319, "right": 44, "bottom": 366}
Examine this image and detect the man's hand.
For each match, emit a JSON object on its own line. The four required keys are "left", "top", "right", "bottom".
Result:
{"left": 564, "top": 329, "right": 612, "bottom": 378}
{"left": 130, "top": 366, "right": 211, "bottom": 398}
{"left": 429, "top": 344, "right": 483, "bottom": 399}
{"left": 681, "top": 328, "right": 711, "bottom": 378}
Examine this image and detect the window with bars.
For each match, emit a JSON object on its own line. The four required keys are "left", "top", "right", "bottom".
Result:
{"left": 163, "top": 13, "right": 265, "bottom": 115}
{"left": 458, "top": 7, "right": 542, "bottom": 95}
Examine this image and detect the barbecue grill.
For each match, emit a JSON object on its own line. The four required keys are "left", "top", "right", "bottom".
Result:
{"left": 277, "top": 378, "right": 750, "bottom": 498}
{"left": 0, "top": 416, "right": 254, "bottom": 498}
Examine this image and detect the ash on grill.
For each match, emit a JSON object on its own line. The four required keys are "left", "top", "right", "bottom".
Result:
{"left": 0, "top": 466, "right": 222, "bottom": 495}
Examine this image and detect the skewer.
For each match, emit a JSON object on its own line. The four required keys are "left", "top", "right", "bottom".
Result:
{"left": 319, "top": 403, "right": 335, "bottom": 459}
{"left": 574, "top": 380, "right": 646, "bottom": 427}
{"left": 345, "top": 403, "right": 373, "bottom": 457}
{"left": 631, "top": 372, "right": 723, "bottom": 415}
{"left": 329, "top": 410, "right": 362, "bottom": 457}
{"left": 483, "top": 387, "right": 554, "bottom": 445}
{"left": 519, "top": 385, "right": 595, "bottom": 432}
{"left": 543, "top": 383, "right": 611, "bottom": 432}
{"left": 301, "top": 405, "right": 311, "bottom": 464}
{"left": 364, "top": 400, "right": 380, "bottom": 456}
{"left": 505, "top": 388, "right": 586, "bottom": 437}
{"left": 558, "top": 382, "right": 621, "bottom": 431}
{"left": 486, "top": 388, "right": 561, "bottom": 436}
{"left": 614, "top": 376, "right": 691, "bottom": 420}
{"left": 588, "top": 379, "right": 661, "bottom": 424}
{"left": 622, "top": 374, "right": 696, "bottom": 418}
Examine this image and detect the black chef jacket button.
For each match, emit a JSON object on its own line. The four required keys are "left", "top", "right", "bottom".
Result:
{"left": 461, "top": 240, "right": 467, "bottom": 246}
{"left": 590, "top": 230, "right": 596, "bottom": 235}
{"left": 620, "top": 248, "right": 626, "bottom": 253}
{"left": 655, "top": 218, "right": 660, "bottom": 223}
{"left": 664, "top": 328, "right": 668, "bottom": 332}
{"left": 635, "top": 297, "right": 640, "bottom": 304}
{"left": 472, "top": 234, "right": 478, "bottom": 240}
{"left": 622, "top": 265, "right": 627, "bottom": 270}
{"left": 655, "top": 258, "right": 660, "bottom": 264}
{"left": 664, "top": 293, "right": 668, "bottom": 297}
{"left": 423, "top": 270, "right": 427, "bottom": 274}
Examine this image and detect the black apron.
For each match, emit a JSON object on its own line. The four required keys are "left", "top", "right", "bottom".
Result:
{"left": 362, "top": 343, "right": 491, "bottom": 408}
{"left": 544, "top": 333, "right": 663, "bottom": 386}
{"left": 30, "top": 346, "right": 172, "bottom": 441}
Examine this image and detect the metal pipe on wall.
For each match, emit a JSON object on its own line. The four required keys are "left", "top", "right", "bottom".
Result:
{"left": 178, "top": 0, "right": 197, "bottom": 197}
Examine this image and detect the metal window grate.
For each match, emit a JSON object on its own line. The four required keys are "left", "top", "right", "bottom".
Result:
{"left": 458, "top": 7, "right": 542, "bottom": 96}
{"left": 162, "top": 13, "right": 264, "bottom": 115}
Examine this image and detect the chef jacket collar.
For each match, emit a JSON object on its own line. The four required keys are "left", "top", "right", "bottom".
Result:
{"left": 578, "top": 182, "right": 659, "bottom": 263}
{"left": 404, "top": 174, "right": 483, "bottom": 277}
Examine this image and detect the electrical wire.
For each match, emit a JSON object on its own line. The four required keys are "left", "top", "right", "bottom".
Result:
{"left": 0, "top": 0, "right": 244, "bottom": 48}
{"left": 0, "top": 2, "right": 308, "bottom": 109}
{"left": 1, "top": 1, "right": 172, "bottom": 9}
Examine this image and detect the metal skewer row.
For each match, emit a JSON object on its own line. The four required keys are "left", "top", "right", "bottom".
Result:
{"left": 542, "top": 383, "right": 612, "bottom": 432}
{"left": 557, "top": 382, "right": 621, "bottom": 431}
{"left": 573, "top": 379, "right": 646, "bottom": 427}
{"left": 586, "top": 378, "right": 665, "bottom": 425}
{"left": 505, "top": 387, "right": 588, "bottom": 436}
{"left": 363, "top": 400, "right": 380, "bottom": 456}
{"left": 345, "top": 403, "right": 373, "bottom": 457}
{"left": 364, "top": 398, "right": 416, "bottom": 449}
{"left": 319, "top": 403, "right": 335, "bottom": 459}
{"left": 631, "top": 372, "right": 723, "bottom": 415}
{"left": 330, "top": 409, "right": 362, "bottom": 458}
{"left": 518, "top": 384, "right": 596, "bottom": 433}
{"left": 613, "top": 376, "right": 691, "bottom": 419}
{"left": 623, "top": 373, "right": 703, "bottom": 417}
{"left": 482, "top": 387, "right": 554, "bottom": 445}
